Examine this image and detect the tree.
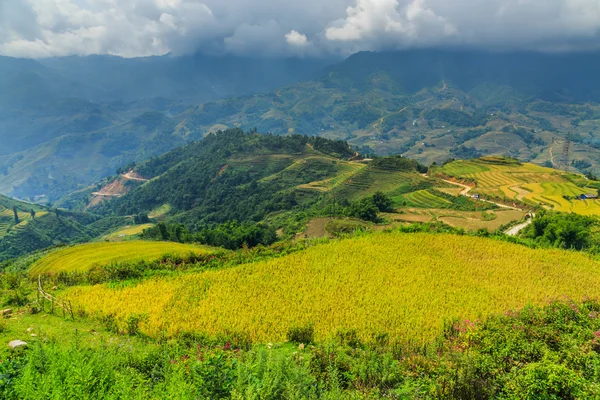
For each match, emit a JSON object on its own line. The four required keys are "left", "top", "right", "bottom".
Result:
{"left": 347, "top": 198, "right": 379, "bottom": 222}
{"left": 371, "top": 192, "right": 393, "bottom": 212}
{"left": 13, "top": 207, "right": 19, "bottom": 224}
{"left": 158, "top": 223, "right": 169, "bottom": 241}
{"left": 30, "top": 209, "right": 36, "bottom": 219}
{"left": 133, "top": 213, "right": 149, "bottom": 224}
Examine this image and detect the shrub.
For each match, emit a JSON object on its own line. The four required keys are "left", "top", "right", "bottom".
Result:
{"left": 287, "top": 323, "right": 315, "bottom": 344}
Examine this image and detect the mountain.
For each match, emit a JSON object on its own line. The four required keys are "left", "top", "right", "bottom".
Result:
{"left": 73, "top": 129, "right": 495, "bottom": 239}
{"left": 5, "top": 50, "right": 600, "bottom": 202}
{"left": 168, "top": 49, "right": 600, "bottom": 172}
{"left": 0, "top": 54, "right": 331, "bottom": 200}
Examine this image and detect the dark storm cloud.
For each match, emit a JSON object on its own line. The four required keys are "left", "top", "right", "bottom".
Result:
{"left": 1, "top": 0, "right": 600, "bottom": 58}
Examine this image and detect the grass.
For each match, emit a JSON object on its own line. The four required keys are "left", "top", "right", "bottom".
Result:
{"left": 148, "top": 204, "right": 171, "bottom": 220}
{"left": 65, "top": 232, "right": 600, "bottom": 344}
{"left": 29, "top": 241, "right": 212, "bottom": 275}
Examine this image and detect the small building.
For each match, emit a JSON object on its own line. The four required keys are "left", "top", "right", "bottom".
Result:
{"left": 579, "top": 193, "right": 598, "bottom": 200}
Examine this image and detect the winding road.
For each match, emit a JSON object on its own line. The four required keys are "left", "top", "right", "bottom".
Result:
{"left": 439, "top": 179, "right": 520, "bottom": 210}
{"left": 438, "top": 178, "right": 533, "bottom": 236}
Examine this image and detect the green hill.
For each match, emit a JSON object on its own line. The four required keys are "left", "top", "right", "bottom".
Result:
{"left": 0, "top": 194, "right": 125, "bottom": 262}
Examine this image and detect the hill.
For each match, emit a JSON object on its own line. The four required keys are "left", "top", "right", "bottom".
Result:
{"left": 0, "top": 194, "right": 127, "bottom": 262}
{"left": 73, "top": 129, "right": 501, "bottom": 239}
{"left": 63, "top": 231, "right": 600, "bottom": 343}
{"left": 29, "top": 241, "right": 213, "bottom": 275}
{"left": 435, "top": 156, "right": 600, "bottom": 214}
{"left": 6, "top": 50, "right": 600, "bottom": 201}
{"left": 90, "top": 129, "right": 358, "bottom": 221}
{"left": 166, "top": 50, "right": 600, "bottom": 174}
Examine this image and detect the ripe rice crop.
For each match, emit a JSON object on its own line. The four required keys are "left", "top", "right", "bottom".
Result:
{"left": 104, "top": 224, "right": 154, "bottom": 239}
{"left": 65, "top": 232, "right": 600, "bottom": 344}
{"left": 440, "top": 159, "right": 600, "bottom": 215}
{"left": 30, "top": 241, "right": 212, "bottom": 275}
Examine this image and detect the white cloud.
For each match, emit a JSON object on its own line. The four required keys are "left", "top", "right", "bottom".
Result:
{"left": 286, "top": 30, "right": 309, "bottom": 46}
{"left": 1, "top": 0, "right": 600, "bottom": 58}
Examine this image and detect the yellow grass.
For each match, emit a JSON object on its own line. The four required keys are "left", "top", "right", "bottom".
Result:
{"left": 104, "top": 224, "right": 154, "bottom": 239}
{"left": 30, "top": 241, "right": 212, "bottom": 275}
{"left": 65, "top": 232, "right": 600, "bottom": 343}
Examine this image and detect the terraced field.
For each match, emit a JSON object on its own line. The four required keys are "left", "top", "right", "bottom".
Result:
{"left": 65, "top": 232, "right": 600, "bottom": 343}
{"left": 297, "top": 160, "right": 365, "bottom": 192}
{"left": 439, "top": 157, "right": 600, "bottom": 214}
{"left": 0, "top": 203, "right": 47, "bottom": 238}
{"left": 404, "top": 190, "right": 452, "bottom": 208}
{"left": 30, "top": 241, "right": 213, "bottom": 275}
{"left": 331, "top": 167, "right": 430, "bottom": 202}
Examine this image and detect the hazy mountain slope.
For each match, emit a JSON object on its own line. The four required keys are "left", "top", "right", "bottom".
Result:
{"left": 5, "top": 50, "right": 600, "bottom": 202}
{"left": 0, "top": 54, "right": 332, "bottom": 200}
{"left": 39, "top": 54, "right": 333, "bottom": 104}
{"left": 172, "top": 50, "right": 600, "bottom": 174}
{"left": 0, "top": 111, "right": 192, "bottom": 202}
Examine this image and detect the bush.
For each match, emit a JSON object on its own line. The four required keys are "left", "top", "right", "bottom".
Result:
{"left": 287, "top": 323, "right": 315, "bottom": 344}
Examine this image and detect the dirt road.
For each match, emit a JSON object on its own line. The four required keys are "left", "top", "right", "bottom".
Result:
{"left": 122, "top": 172, "right": 149, "bottom": 182}
{"left": 439, "top": 179, "right": 520, "bottom": 210}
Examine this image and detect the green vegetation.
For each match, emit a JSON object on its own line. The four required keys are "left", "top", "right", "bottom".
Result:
{"left": 521, "top": 211, "right": 598, "bottom": 251}
{"left": 4, "top": 225, "right": 600, "bottom": 398}
{"left": 0, "top": 299, "right": 599, "bottom": 399}
{"left": 0, "top": 195, "right": 127, "bottom": 262}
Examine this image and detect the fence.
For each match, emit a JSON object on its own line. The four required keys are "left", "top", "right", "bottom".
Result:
{"left": 37, "top": 276, "right": 74, "bottom": 320}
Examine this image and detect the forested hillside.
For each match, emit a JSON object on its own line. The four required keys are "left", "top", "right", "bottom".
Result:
{"left": 0, "top": 194, "right": 124, "bottom": 262}
{"left": 94, "top": 129, "right": 355, "bottom": 222}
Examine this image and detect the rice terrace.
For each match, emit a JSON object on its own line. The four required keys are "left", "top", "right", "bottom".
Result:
{"left": 437, "top": 156, "right": 600, "bottom": 215}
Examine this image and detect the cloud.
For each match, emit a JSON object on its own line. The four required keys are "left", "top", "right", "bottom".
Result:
{"left": 1, "top": 0, "right": 600, "bottom": 58}
{"left": 286, "top": 30, "right": 309, "bottom": 47}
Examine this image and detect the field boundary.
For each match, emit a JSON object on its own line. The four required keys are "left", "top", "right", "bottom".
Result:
{"left": 37, "top": 276, "right": 74, "bottom": 320}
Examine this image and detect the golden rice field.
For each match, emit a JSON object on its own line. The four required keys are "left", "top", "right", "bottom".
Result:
{"left": 65, "top": 232, "right": 600, "bottom": 343}
{"left": 441, "top": 158, "right": 600, "bottom": 214}
{"left": 103, "top": 224, "right": 155, "bottom": 240}
{"left": 30, "top": 241, "right": 212, "bottom": 275}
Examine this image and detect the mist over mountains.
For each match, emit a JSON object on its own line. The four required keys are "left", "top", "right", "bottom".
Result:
{"left": 2, "top": 49, "right": 600, "bottom": 203}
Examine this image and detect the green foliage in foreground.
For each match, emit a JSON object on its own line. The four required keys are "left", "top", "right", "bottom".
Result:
{"left": 2, "top": 301, "right": 600, "bottom": 399}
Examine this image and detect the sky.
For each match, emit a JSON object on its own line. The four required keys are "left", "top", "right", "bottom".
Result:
{"left": 1, "top": 0, "right": 600, "bottom": 58}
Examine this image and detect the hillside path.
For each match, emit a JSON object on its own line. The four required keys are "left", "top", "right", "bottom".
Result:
{"left": 439, "top": 179, "right": 520, "bottom": 210}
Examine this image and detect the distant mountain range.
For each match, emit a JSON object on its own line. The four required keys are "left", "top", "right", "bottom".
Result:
{"left": 3, "top": 50, "right": 600, "bottom": 202}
